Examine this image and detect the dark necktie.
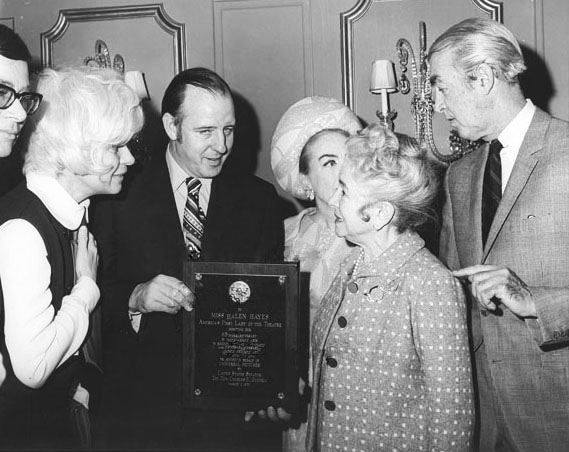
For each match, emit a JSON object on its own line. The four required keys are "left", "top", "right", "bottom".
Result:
{"left": 482, "top": 139, "right": 503, "bottom": 247}
{"left": 183, "top": 177, "right": 205, "bottom": 259}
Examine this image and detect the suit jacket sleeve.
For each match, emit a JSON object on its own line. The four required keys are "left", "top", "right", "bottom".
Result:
{"left": 527, "top": 289, "right": 569, "bottom": 345}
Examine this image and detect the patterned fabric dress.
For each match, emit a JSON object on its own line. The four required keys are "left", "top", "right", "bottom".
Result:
{"left": 283, "top": 207, "right": 353, "bottom": 452}
{"left": 307, "top": 231, "right": 474, "bottom": 452}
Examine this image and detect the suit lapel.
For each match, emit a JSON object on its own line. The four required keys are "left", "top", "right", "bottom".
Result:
{"left": 452, "top": 149, "right": 486, "bottom": 266}
{"left": 201, "top": 175, "right": 224, "bottom": 256}
{"left": 140, "top": 153, "right": 185, "bottom": 250}
{"left": 482, "top": 108, "right": 549, "bottom": 261}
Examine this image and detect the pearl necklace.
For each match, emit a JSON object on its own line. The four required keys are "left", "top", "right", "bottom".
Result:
{"left": 346, "top": 248, "right": 397, "bottom": 302}
{"left": 347, "top": 248, "right": 365, "bottom": 294}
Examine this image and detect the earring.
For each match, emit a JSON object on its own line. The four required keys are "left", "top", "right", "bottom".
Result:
{"left": 305, "top": 187, "right": 315, "bottom": 201}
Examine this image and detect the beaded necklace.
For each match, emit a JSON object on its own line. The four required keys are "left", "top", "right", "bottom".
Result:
{"left": 346, "top": 247, "right": 399, "bottom": 302}
{"left": 347, "top": 248, "right": 365, "bottom": 294}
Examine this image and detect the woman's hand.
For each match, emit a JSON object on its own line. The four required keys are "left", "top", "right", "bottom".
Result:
{"left": 75, "top": 226, "right": 99, "bottom": 281}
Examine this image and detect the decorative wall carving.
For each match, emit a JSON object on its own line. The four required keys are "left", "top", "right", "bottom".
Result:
{"left": 40, "top": 4, "right": 186, "bottom": 73}
{"left": 212, "top": 0, "right": 313, "bottom": 184}
{"left": 340, "top": 0, "right": 503, "bottom": 111}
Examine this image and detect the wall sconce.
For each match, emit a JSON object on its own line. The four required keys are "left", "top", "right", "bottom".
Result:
{"left": 396, "top": 22, "right": 481, "bottom": 162}
{"left": 370, "top": 59, "right": 397, "bottom": 128}
{"left": 84, "top": 39, "right": 150, "bottom": 100}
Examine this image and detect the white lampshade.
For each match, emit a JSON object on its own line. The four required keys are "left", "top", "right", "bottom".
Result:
{"left": 125, "top": 70, "right": 150, "bottom": 100}
{"left": 370, "top": 60, "right": 397, "bottom": 93}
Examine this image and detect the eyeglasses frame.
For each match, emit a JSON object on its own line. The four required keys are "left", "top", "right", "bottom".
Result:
{"left": 0, "top": 82, "right": 43, "bottom": 115}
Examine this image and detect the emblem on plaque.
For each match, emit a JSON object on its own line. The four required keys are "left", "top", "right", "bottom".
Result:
{"left": 228, "top": 281, "right": 251, "bottom": 304}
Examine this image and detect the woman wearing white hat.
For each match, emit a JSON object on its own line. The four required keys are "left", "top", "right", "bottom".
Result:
{"left": 269, "top": 96, "right": 361, "bottom": 452}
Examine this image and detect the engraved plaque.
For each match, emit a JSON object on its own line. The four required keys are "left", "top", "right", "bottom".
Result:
{"left": 183, "top": 261, "right": 300, "bottom": 412}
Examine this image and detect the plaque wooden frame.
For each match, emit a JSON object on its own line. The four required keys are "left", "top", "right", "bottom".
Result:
{"left": 182, "top": 261, "right": 300, "bottom": 412}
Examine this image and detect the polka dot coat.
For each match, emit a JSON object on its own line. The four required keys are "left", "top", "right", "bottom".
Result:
{"left": 306, "top": 231, "right": 474, "bottom": 452}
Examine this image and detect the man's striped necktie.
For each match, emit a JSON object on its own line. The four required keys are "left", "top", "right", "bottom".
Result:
{"left": 183, "top": 177, "right": 205, "bottom": 259}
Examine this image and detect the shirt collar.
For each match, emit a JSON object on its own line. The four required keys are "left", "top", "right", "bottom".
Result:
{"left": 165, "top": 143, "right": 212, "bottom": 193}
{"left": 26, "top": 173, "right": 89, "bottom": 231}
{"left": 497, "top": 99, "right": 536, "bottom": 151}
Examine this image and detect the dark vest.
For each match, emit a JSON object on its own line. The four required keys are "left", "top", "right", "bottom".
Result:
{"left": 0, "top": 182, "right": 81, "bottom": 448}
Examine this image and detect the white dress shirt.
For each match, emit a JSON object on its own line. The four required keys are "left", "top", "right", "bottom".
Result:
{"left": 0, "top": 173, "right": 99, "bottom": 389}
{"left": 497, "top": 99, "right": 536, "bottom": 192}
{"left": 166, "top": 144, "right": 212, "bottom": 227}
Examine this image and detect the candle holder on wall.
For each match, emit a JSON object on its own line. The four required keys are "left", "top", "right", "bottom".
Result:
{"left": 396, "top": 21, "right": 482, "bottom": 163}
{"left": 84, "top": 39, "right": 149, "bottom": 100}
{"left": 84, "top": 39, "right": 125, "bottom": 73}
{"left": 370, "top": 59, "right": 397, "bottom": 129}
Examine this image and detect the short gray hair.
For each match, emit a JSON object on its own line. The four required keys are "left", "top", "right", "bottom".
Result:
{"left": 344, "top": 123, "right": 439, "bottom": 232}
{"left": 24, "top": 66, "right": 144, "bottom": 176}
{"left": 428, "top": 17, "right": 526, "bottom": 84}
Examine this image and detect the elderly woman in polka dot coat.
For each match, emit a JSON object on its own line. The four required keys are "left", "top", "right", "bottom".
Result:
{"left": 306, "top": 124, "right": 474, "bottom": 452}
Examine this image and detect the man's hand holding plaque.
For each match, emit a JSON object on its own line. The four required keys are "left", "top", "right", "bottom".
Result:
{"left": 129, "top": 274, "right": 194, "bottom": 314}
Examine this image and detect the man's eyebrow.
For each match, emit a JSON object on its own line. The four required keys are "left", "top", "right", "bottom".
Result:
{"left": 429, "top": 74, "right": 440, "bottom": 86}
{"left": 0, "top": 79, "right": 29, "bottom": 92}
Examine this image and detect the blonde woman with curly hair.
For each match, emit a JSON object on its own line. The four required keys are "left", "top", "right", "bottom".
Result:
{"left": 0, "top": 66, "right": 143, "bottom": 449}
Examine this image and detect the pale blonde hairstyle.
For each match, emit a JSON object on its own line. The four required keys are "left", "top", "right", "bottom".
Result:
{"left": 344, "top": 123, "right": 439, "bottom": 232}
{"left": 24, "top": 66, "right": 144, "bottom": 176}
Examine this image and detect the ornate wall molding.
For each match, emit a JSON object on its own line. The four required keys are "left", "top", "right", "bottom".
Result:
{"left": 340, "top": 0, "right": 373, "bottom": 109}
{"left": 40, "top": 4, "right": 186, "bottom": 72}
{"left": 532, "top": 0, "right": 545, "bottom": 55}
{"left": 340, "top": 0, "right": 503, "bottom": 110}
{"left": 213, "top": 0, "right": 313, "bottom": 94}
{"left": 472, "top": 0, "right": 503, "bottom": 23}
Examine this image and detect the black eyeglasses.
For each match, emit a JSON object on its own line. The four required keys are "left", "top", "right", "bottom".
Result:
{"left": 0, "top": 83, "right": 43, "bottom": 115}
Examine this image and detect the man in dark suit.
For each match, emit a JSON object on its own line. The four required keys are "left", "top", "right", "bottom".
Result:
{"left": 430, "top": 18, "right": 569, "bottom": 452}
{"left": 92, "top": 67, "right": 284, "bottom": 451}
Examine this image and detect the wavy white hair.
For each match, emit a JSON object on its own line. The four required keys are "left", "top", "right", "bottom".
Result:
{"left": 24, "top": 66, "right": 144, "bottom": 176}
{"left": 428, "top": 17, "right": 526, "bottom": 84}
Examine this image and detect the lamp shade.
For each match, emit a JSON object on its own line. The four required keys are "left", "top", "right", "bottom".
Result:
{"left": 125, "top": 70, "right": 150, "bottom": 100}
{"left": 370, "top": 60, "right": 397, "bottom": 93}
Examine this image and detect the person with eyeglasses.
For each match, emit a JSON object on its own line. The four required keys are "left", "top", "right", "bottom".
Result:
{"left": 0, "top": 24, "right": 40, "bottom": 393}
{"left": 0, "top": 81, "right": 42, "bottom": 116}
{"left": 0, "top": 66, "right": 143, "bottom": 450}
{"left": 0, "top": 25, "right": 42, "bottom": 197}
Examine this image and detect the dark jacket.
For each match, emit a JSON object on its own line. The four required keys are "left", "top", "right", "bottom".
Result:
{"left": 91, "top": 152, "right": 284, "bottom": 451}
